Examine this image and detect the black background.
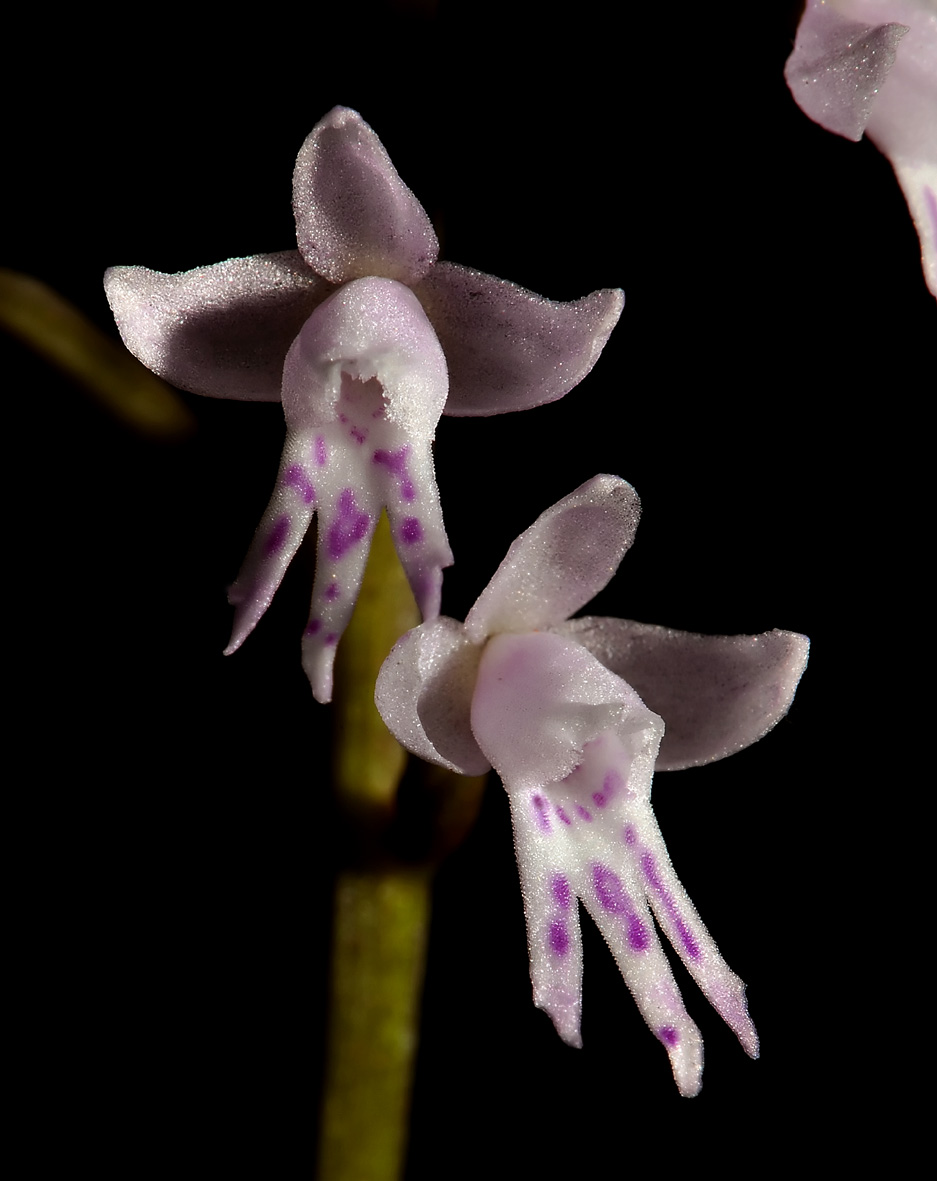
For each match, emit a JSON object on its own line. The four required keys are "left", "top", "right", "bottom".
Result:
{"left": 7, "top": 1, "right": 926, "bottom": 1174}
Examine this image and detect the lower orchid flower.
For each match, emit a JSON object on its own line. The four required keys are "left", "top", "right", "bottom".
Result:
{"left": 785, "top": 0, "right": 937, "bottom": 299}
{"left": 104, "top": 107, "right": 623, "bottom": 701}
{"left": 375, "top": 476, "right": 809, "bottom": 1095}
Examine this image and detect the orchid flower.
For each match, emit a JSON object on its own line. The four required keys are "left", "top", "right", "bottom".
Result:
{"left": 104, "top": 108, "right": 623, "bottom": 702}
{"left": 375, "top": 476, "right": 808, "bottom": 1096}
{"left": 785, "top": 0, "right": 937, "bottom": 299}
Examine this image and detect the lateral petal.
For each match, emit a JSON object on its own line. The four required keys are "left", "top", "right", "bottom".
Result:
{"left": 412, "top": 263, "right": 623, "bottom": 417}
{"left": 784, "top": 0, "right": 909, "bottom": 141}
{"left": 293, "top": 107, "right": 439, "bottom": 286}
{"left": 375, "top": 618, "right": 489, "bottom": 775}
{"left": 464, "top": 476, "right": 640, "bottom": 643}
{"left": 103, "top": 252, "right": 331, "bottom": 401}
{"left": 555, "top": 618, "right": 809, "bottom": 771}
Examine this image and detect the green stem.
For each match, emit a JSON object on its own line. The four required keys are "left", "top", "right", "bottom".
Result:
{"left": 318, "top": 514, "right": 487, "bottom": 1180}
{"left": 317, "top": 867, "right": 431, "bottom": 1181}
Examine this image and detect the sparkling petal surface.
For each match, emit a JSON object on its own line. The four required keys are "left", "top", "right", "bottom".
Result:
{"left": 412, "top": 263, "right": 624, "bottom": 417}
{"left": 464, "top": 475, "right": 640, "bottom": 643}
{"left": 230, "top": 277, "right": 452, "bottom": 702}
{"left": 104, "top": 252, "right": 332, "bottom": 400}
{"left": 471, "top": 631, "right": 660, "bottom": 796}
{"left": 786, "top": 0, "right": 937, "bottom": 298}
{"left": 375, "top": 618, "right": 489, "bottom": 775}
{"left": 293, "top": 106, "right": 439, "bottom": 286}
{"left": 554, "top": 619, "right": 809, "bottom": 771}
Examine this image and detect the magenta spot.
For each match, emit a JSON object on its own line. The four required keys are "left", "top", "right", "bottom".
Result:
{"left": 305, "top": 619, "right": 321, "bottom": 636}
{"left": 602, "top": 769, "right": 623, "bottom": 796}
{"left": 627, "top": 914, "right": 650, "bottom": 951}
{"left": 371, "top": 407, "right": 385, "bottom": 419}
{"left": 324, "top": 582, "right": 340, "bottom": 601}
{"left": 592, "top": 792, "right": 606, "bottom": 808}
{"left": 400, "top": 517, "right": 423, "bottom": 545}
{"left": 373, "top": 446, "right": 416, "bottom": 502}
{"left": 263, "top": 514, "right": 290, "bottom": 556}
{"left": 593, "top": 864, "right": 627, "bottom": 914}
{"left": 576, "top": 805, "right": 592, "bottom": 822}
{"left": 548, "top": 920, "right": 569, "bottom": 957}
{"left": 350, "top": 426, "right": 367, "bottom": 444}
{"left": 327, "top": 489, "right": 371, "bottom": 560}
{"left": 532, "top": 795, "right": 551, "bottom": 833}
{"left": 283, "top": 464, "right": 315, "bottom": 504}
{"left": 324, "top": 632, "right": 338, "bottom": 646}
{"left": 315, "top": 436, "right": 327, "bottom": 466}
{"left": 641, "top": 852, "right": 701, "bottom": 960}
{"left": 338, "top": 413, "right": 348, "bottom": 424}
{"left": 552, "top": 874, "right": 571, "bottom": 910}
{"left": 556, "top": 807, "right": 571, "bottom": 826}
{"left": 623, "top": 825, "right": 637, "bottom": 845}
{"left": 658, "top": 1026, "right": 680, "bottom": 1047}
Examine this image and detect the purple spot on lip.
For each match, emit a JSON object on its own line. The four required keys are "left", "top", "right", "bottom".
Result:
{"left": 324, "top": 632, "right": 338, "bottom": 646}
{"left": 552, "top": 874, "right": 571, "bottom": 910}
{"left": 263, "top": 514, "right": 290, "bottom": 556}
{"left": 658, "top": 1025, "right": 680, "bottom": 1047}
{"left": 400, "top": 517, "right": 423, "bottom": 544}
{"left": 556, "top": 807, "right": 571, "bottom": 826}
{"left": 548, "top": 920, "right": 569, "bottom": 957}
{"left": 593, "top": 864, "right": 649, "bottom": 951}
{"left": 315, "top": 436, "right": 327, "bottom": 466}
{"left": 532, "top": 795, "right": 550, "bottom": 832}
{"left": 324, "top": 582, "right": 340, "bottom": 601}
{"left": 641, "top": 852, "right": 701, "bottom": 960}
{"left": 627, "top": 915, "right": 650, "bottom": 951}
{"left": 350, "top": 426, "right": 367, "bottom": 444}
{"left": 593, "top": 864, "right": 627, "bottom": 914}
{"left": 623, "top": 825, "right": 637, "bottom": 845}
{"left": 602, "top": 769, "right": 622, "bottom": 796}
{"left": 576, "top": 805, "right": 592, "bottom": 822}
{"left": 305, "top": 619, "right": 321, "bottom": 636}
{"left": 283, "top": 464, "right": 315, "bottom": 504}
{"left": 373, "top": 446, "right": 416, "bottom": 502}
{"left": 592, "top": 792, "right": 606, "bottom": 807}
{"left": 327, "top": 489, "right": 370, "bottom": 560}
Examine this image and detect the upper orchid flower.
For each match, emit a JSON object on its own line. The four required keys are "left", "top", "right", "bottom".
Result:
{"left": 375, "top": 476, "right": 808, "bottom": 1096}
{"left": 785, "top": 0, "right": 937, "bottom": 299}
{"left": 104, "top": 108, "right": 623, "bottom": 701}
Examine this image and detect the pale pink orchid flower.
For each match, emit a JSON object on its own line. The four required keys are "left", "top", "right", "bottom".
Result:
{"left": 376, "top": 476, "right": 808, "bottom": 1096}
{"left": 785, "top": 0, "right": 937, "bottom": 298}
{"left": 105, "top": 108, "right": 622, "bottom": 701}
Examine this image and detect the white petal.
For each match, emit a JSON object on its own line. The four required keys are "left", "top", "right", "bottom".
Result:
{"left": 375, "top": 618, "right": 489, "bottom": 775}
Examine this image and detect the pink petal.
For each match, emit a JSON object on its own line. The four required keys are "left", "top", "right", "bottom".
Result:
{"left": 412, "top": 263, "right": 623, "bottom": 417}
{"left": 464, "top": 476, "right": 640, "bottom": 643}
{"left": 470, "top": 630, "right": 660, "bottom": 793}
{"left": 293, "top": 107, "right": 439, "bottom": 287}
{"left": 375, "top": 618, "right": 490, "bottom": 776}
{"left": 103, "top": 252, "right": 331, "bottom": 400}
{"left": 554, "top": 618, "right": 809, "bottom": 771}
{"left": 784, "top": 0, "right": 909, "bottom": 141}
{"left": 786, "top": 0, "right": 937, "bottom": 298}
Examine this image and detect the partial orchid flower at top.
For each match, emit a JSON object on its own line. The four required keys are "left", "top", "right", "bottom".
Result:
{"left": 376, "top": 476, "right": 808, "bottom": 1095}
{"left": 785, "top": 0, "right": 937, "bottom": 299}
{"left": 104, "top": 108, "right": 623, "bottom": 702}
